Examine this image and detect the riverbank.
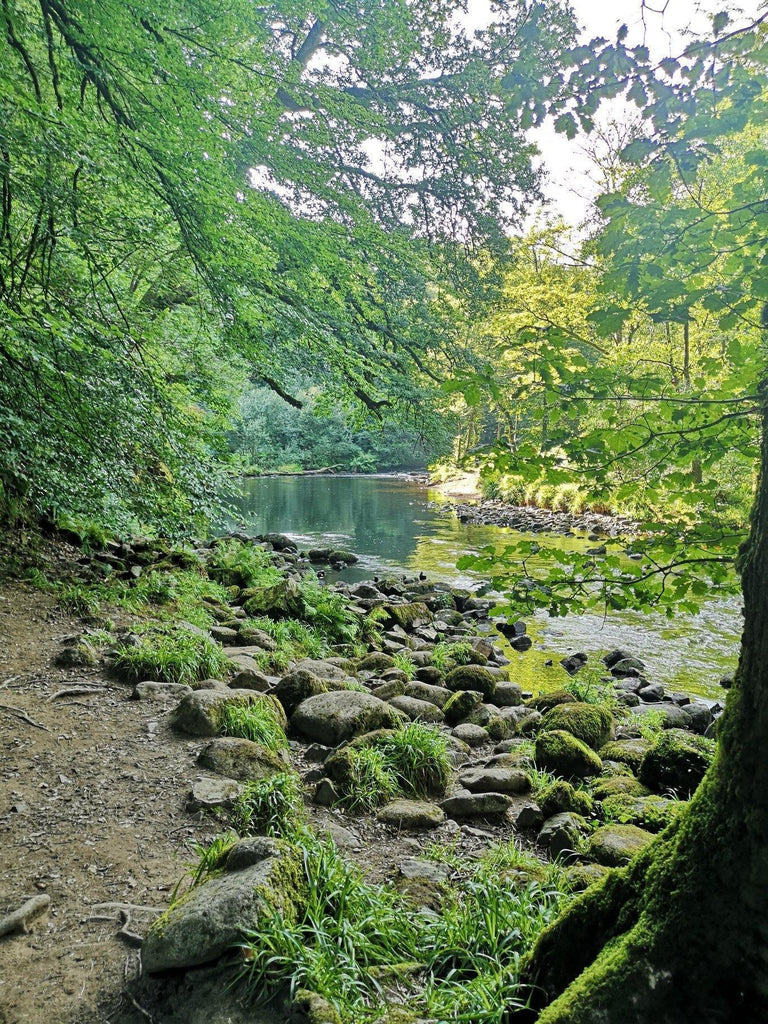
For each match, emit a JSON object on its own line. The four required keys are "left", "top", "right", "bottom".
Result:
{"left": 0, "top": 529, "right": 724, "bottom": 1023}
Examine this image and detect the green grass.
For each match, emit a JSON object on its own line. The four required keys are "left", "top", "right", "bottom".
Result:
{"left": 231, "top": 773, "right": 303, "bottom": 838}
{"left": 342, "top": 747, "right": 400, "bottom": 813}
{"left": 112, "top": 625, "right": 230, "bottom": 685}
{"left": 562, "top": 666, "right": 620, "bottom": 710}
{"left": 219, "top": 702, "right": 287, "bottom": 750}
{"left": 238, "top": 831, "right": 571, "bottom": 1022}
{"left": 431, "top": 639, "right": 475, "bottom": 672}
{"left": 207, "top": 538, "right": 282, "bottom": 589}
{"left": 172, "top": 831, "right": 239, "bottom": 901}
{"left": 392, "top": 651, "right": 416, "bottom": 679}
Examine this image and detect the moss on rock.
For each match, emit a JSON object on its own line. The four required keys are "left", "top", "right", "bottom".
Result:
{"left": 599, "top": 737, "right": 653, "bottom": 773}
{"left": 638, "top": 728, "right": 716, "bottom": 797}
{"left": 526, "top": 689, "right": 578, "bottom": 712}
{"left": 539, "top": 779, "right": 594, "bottom": 819}
{"left": 541, "top": 702, "right": 615, "bottom": 750}
{"left": 273, "top": 670, "right": 329, "bottom": 716}
{"left": 445, "top": 664, "right": 497, "bottom": 699}
{"left": 587, "top": 823, "right": 656, "bottom": 867}
{"left": 536, "top": 730, "right": 603, "bottom": 779}
{"left": 442, "top": 688, "right": 483, "bottom": 725}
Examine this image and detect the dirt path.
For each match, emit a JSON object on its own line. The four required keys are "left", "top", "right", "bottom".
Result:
{"left": 0, "top": 583, "right": 221, "bottom": 1023}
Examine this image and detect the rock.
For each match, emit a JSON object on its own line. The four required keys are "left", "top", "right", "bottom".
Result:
{"left": 187, "top": 776, "right": 242, "bottom": 810}
{"left": 209, "top": 625, "right": 239, "bottom": 644}
{"left": 628, "top": 702, "right": 692, "bottom": 730}
{"left": 603, "top": 648, "right": 633, "bottom": 668}
{"left": 587, "top": 824, "right": 655, "bottom": 867}
{"left": 357, "top": 653, "right": 396, "bottom": 673}
{"left": 440, "top": 791, "right": 513, "bottom": 817}
{"left": 458, "top": 767, "right": 531, "bottom": 795}
{"left": 132, "top": 681, "right": 193, "bottom": 700}
{"left": 564, "top": 863, "right": 611, "bottom": 891}
{"left": 223, "top": 837, "right": 283, "bottom": 872}
{"left": 54, "top": 641, "right": 98, "bottom": 668}
{"left": 443, "top": 689, "right": 483, "bottom": 725}
{"left": 289, "top": 990, "right": 342, "bottom": 1024}
{"left": 598, "top": 738, "right": 652, "bottom": 772}
{"left": 514, "top": 802, "right": 545, "bottom": 830}
{"left": 293, "top": 658, "right": 352, "bottom": 682}
{"left": 197, "top": 737, "right": 289, "bottom": 781}
{"left": 600, "top": 794, "right": 681, "bottom": 833}
{"left": 536, "top": 730, "right": 603, "bottom": 778}
{"left": 509, "top": 635, "right": 533, "bottom": 651}
{"left": 274, "top": 671, "right": 329, "bottom": 716}
{"left": 404, "top": 681, "right": 452, "bottom": 708}
{"left": 541, "top": 702, "right": 614, "bottom": 750}
{"left": 382, "top": 602, "right": 432, "bottom": 631}
{"left": 235, "top": 627, "right": 277, "bottom": 651}
{"left": 445, "top": 665, "right": 497, "bottom": 699}
{"left": 560, "top": 653, "right": 588, "bottom": 675}
{"left": 259, "top": 533, "right": 297, "bottom": 551}
{"left": 322, "top": 823, "right": 361, "bottom": 851}
{"left": 538, "top": 812, "right": 589, "bottom": 859}
{"left": 230, "top": 667, "right": 271, "bottom": 692}
{"left": 291, "top": 691, "right": 404, "bottom": 746}
{"left": 399, "top": 858, "right": 452, "bottom": 883}
{"left": 350, "top": 582, "right": 384, "bottom": 600}
{"left": 371, "top": 679, "right": 407, "bottom": 701}
{"left": 242, "top": 578, "right": 305, "bottom": 618}
{"left": 170, "top": 690, "right": 286, "bottom": 737}
{"left": 637, "top": 683, "right": 665, "bottom": 702}
{"left": 683, "top": 701, "right": 715, "bottom": 735}
{"left": 491, "top": 681, "right": 524, "bottom": 707}
{"left": 466, "top": 703, "right": 492, "bottom": 727}
{"left": 638, "top": 728, "right": 716, "bottom": 797}
{"left": 415, "top": 666, "right": 445, "bottom": 686}
{"left": 313, "top": 779, "right": 340, "bottom": 806}
{"left": 611, "top": 657, "right": 646, "bottom": 677}
{"left": 376, "top": 798, "right": 446, "bottom": 830}
{"left": 590, "top": 776, "right": 649, "bottom": 801}
{"left": 389, "top": 695, "right": 445, "bottom": 723}
{"left": 142, "top": 844, "right": 302, "bottom": 972}
{"left": 451, "top": 723, "right": 489, "bottom": 747}
{"left": 526, "top": 690, "right": 577, "bottom": 712}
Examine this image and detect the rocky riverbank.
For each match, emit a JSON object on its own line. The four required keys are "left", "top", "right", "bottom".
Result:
{"left": 449, "top": 498, "right": 636, "bottom": 538}
{"left": 0, "top": 531, "right": 722, "bottom": 1023}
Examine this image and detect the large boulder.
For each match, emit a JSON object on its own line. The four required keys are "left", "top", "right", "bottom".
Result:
{"left": 442, "top": 689, "right": 483, "bottom": 725}
{"left": 197, "top": 737, "right": 289, "bottom": 781}
{"left": 241, "top": 578, "right": 306, "bottom": 618}
{"left": 291, "top": 691, "right": 404, "bottom": 746}
{"left": 535, "top": 730, "right": 603, "bottom": 779}
{"left": 638, "top": 728, "right": 716, "bottom": 797}
{"left": 142, "top": 840, "right": 302, "bottom": 972}
{"left": 404, "top": 681, "right": 453, "bottom": 708}
{"left": 273, "top": 671, "right": 329, "bottom": 717}
{"left": 599, "top": 737, "right": 653, "bottom": 772}
{"left": 389, "top": 695, "right": 444, "bottom": 723}
{"left": 170, "top": 690, "right": 286, "bottom": 737}
{"left": 541, "top": 702, "right": 614, "bottom": 750}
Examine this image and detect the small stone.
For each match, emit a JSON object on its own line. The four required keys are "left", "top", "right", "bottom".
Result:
{"left": 132, "top": 681, "right": 193, "bottom": 700}
{"left": 440, "top": 791, "right": 513, "bottom": 817}
{"left": 187, "top": 776, "right": 242, "bottom": 810}
{"left": 515, "top": 802, "right": 544, "bottom": 830}
{"left": 458, "top": 767, "right": 531, "bottom": 795}
{"left": 538, "top": 812, "right": 589, "bottom": 859}
{"left": 451, "top": 723, "right": 489, "bottom": 748}
{"left": 376, "top": 798, "right": 446, "bottom": 830}
{"left": 313, "top": 779, "right": 339, "bottom": 806}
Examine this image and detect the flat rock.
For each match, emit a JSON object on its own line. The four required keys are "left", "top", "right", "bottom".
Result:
{"left": 230, "top": 668, "right": 271, "bottom": 691}
{"left": 458, "top": 767, "right": 531, "bottom": 795}
{"left": 389, "top": 695, "right": 444, "bottom": 723}
{"left": 376, "top": 799, "right": 446, "bottom": 830}
{"left": 440, "top": 791, "right": 513, "bottom": 817}
{"left": 404, "top": 681, "right": 452, "bottom": 708}
{"left": 133, "top": 681, "right": 192, "bottom": 700}
{"left": 399, "top": 858, "right": 452, "bottom": 883}
{"left": 292, "top": 690, "right": 404, "bottom": 746}
{"left": 187, "top": 776, "right": 242, "bottom": 809}
{"left": 292, "top": 658, "right": 351, "bottom": 682}
{"left": 451, "top": 723, "right": 489, "bottom": 747}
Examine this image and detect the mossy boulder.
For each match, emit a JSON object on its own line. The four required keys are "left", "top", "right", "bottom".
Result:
{"left": 382, "top": 602, "right": 431, "bottom": 631}
{"left": 538, "top": 812, "right": 589, "bottom": 859}
{"left": 241, "top": 578, "right": 306, "bottom": 619}
{"left": 357, "top": 653, "right": 397, "bottom": 673}
{"left": 389, "top": 695, "right": 444, "bottom": 723}
{"left": 443, "top": 688, "right": 483, "bottom": 725}
{"left": 197, "top": 737, "right": 289, "bottom": 781}
{"left": 404, "top": 681, "right": 452, "bottom": 708}
{"left": 526, "top": 689, "right": 577, "bottom": 712}
{"left": 638, "top": 728, "right": 716, "bottom": 797}
{"left": 535, "top": 730, "right": 603, "bottom": 779}
{"left": 599, "top": 737, "right": 653, "bottom": 772}
{"left": 601, "top": 793, "right": 682, "bottom": 833}
{"left": 590, "top": 775, "right": 650, "bottom": 801}
{"left": 541, "top": 702, "right": 614, "bottom": 750}
{"left": 142, "top": 839, "right": 302, "bottom": 972}
{"left": 290, "top": 990, "right": 342, "bottom": 1024}
{"left": 273, "top": 670, "right": 329, "bottom": 716}
{"left": 587, "top": 823, "right": 655, "bottom": 867}
{"left": 539, "top": 779, "right": 594, "bottom": 819}
{"left": 292, "top": 690, "right": 405, "bottom": 746}
{"left": 170, "top": 690, "right": 286, "bottom": 737}
{"left": 445, "top": 665, "right": 497, "bottom": 700}
{"left": 563, "top": 862, "right": 612, "bottom": 892}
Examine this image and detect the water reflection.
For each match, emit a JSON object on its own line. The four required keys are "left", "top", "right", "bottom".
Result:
{"left": 228, "top": 475, "right": 740, "bottom": 699}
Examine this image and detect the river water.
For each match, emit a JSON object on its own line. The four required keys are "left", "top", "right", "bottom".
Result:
{"left": 229, "top": 475, "right": 740, "bottom": 701}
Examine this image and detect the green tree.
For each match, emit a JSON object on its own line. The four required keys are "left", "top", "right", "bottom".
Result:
{"left": 502, "top": 11, "right": 768, "bottom": 1021}
{"left": 0, "top": 0, "right": 578, "bottom": 532}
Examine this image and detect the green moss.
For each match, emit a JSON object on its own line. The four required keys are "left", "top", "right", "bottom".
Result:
{"left": 590, "top": 775, "right": 650, "bottom": 801}
{"left": 383, "top": 602, "right": 431, "bottom": 630}
{"left": 443, "top": 688, "right": 483, "bottom": 724}
{"left": 445, "top": 664, "right": 497, "bottom": 699}
{"left": 526, "top": 690, "right": 578, "bottom": 712}
{"left": 599, "top": 738, "right": 652, "bottom": 773}
{"left": 600, "top": 794, "right": 682, "bottom": 833}
{"left": 638, "top": 729, "right": 716, "bottom": 797}
{"left": 290, "top": 990, "right": 342, "bottom": 1024}
{"left": 587, "top": 824, "right": 656, "bottom": 867}
{"left": 541, "top": 702, "right": 614, "bottom": 750}
{"left": 535, "top": 730, "right": 603, "bottom": 779}
{"left": 274, "top": 670, "right": 329, "bottom": 716}
{"left": 357, "top": 652, "right": 397, "bottom": 672}
{"left": 539, "top": 780, "right": 594, "bottom": 819}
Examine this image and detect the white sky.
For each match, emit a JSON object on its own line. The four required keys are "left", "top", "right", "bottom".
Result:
{"left": 465, "top": 0, "right": 767, "bottom": 223}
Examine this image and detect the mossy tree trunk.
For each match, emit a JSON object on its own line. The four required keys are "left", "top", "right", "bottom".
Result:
{"left": 515, "top": 379, "right": 768, "bottom": 1024}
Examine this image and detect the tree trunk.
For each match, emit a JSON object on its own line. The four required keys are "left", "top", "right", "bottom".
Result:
{"left": 515, "top": 379, "right": 768, "bottom": 1023}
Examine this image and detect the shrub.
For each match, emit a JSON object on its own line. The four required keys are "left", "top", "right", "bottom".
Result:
{"left": 208, "top": 539, "right": 282, "bottom": 589}
{"left": 392, "top": 651, "right": 416, "bottom": 680}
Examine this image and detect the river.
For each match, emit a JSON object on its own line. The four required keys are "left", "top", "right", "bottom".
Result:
{"left": 229, "top": 474, "right": 740, "bottom": 701}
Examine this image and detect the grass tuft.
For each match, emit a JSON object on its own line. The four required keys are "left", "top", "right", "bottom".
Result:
{"left": 219, "top": 702, "right": 287, "bottom": 750}
{"left": 112, "top": 625, "right": 229, "bottom": 685}
{"left": 231, "top": 773, "right": 302, "bottom": 838}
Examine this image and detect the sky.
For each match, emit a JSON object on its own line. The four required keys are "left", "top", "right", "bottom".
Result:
{"left": 465, "top": 0, "right": 767, "bottom": 223}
